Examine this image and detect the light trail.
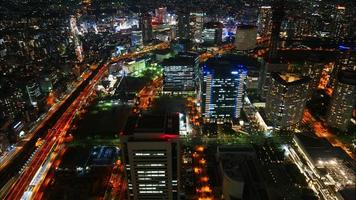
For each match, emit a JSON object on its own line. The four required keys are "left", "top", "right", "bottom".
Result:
{"left": 2, "top": 42, "right": 169, "bottom": 200}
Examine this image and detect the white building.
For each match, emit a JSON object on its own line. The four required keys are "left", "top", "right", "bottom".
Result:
{"left": 121, "top": 114, "right": 181, "bottom": 200}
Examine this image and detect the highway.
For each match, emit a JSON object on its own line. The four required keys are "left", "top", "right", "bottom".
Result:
{"left": 0, "top": 42, "right": 169, "bottom": 200}
{"left": 3, "top": 58, "right": 108, "bottom": 200}
{"left": 0, "top": 78, "right": 85, "bottom": 172}
{"left": 0, "top": 75, "right": 93, "bottom": 194}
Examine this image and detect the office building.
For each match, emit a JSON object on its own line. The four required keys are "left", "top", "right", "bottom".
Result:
{"left": 235, "top": 25, "right": 257, "bottom": 51}
{"left": 125, "top": 57, "right": 149, "bottom": 76}
{"left": 202, "top": 57, "right": 247, "bottom": 123}
{"left": 162, "top": 52, "right": 199, "bottom": 95}
{"left": 258, "top": 6, "right": 272, "bottom": 37}
{"left": 215, "top": 54, "right": 261, "bottom": 90}
{"left": 131, "top": 29, "right": 143, "bottom": 47}
{"left": 177, "top": 9, "right": 190, "bottom": 40}
{"left": 269, "top": 3, "right": 284, "bottom": 59}
{"left": 189, "top": 12, "right": 205, "bottom": 43}
{"left": 140, "top": 13, "right": 153, "bottom": 45}
{"left": 121, "top": 114, "right": 181, "bottom": 200}
{"left": 333, "top": 5, "right": 350, "bottom": 40}
{"left": 202, "top": 22, "right": 223, "bottom": 45}
{"left": 26, "top": 81, "right": 42, "bottom": 107}
{"left": 326, "top": 70, "right": 356, "bottom": 132}
{"left": 265, "top": 73, "right": 310, "bottom": 130}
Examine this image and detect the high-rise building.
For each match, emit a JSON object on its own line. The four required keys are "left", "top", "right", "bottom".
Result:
{"left": 265, "top": 73, "right": 310, "bottom": 130}
{"left": 26, "top": 81, "right": 42, "bottom": 107}
{"left": 162, "top": 52, "right": 199, "bottom": 95}
{"left": 269, "top": 2, "right": 284, "bottom": 59}
{"left": 189, "top": 12, "right": 205, "bottom": 43}
{"left": 155, "top": 7, "right": 167, "bottom": 24}
{"left": 235, "top": 25, "right": 257, "bottom": 51}
{"left": 202, "top": 22, "right": 223, "bottom": 45}
{"left": 329, "top": 46, "right": 355, "bottom": 89}
{"left": 259, "top": 62, "right": 288, "bottom": 100}
{"left": 202, "top": 57, "right": 247, "bottom": 123}
{"left": 258, "top": 6, "right": 272, "bottom": 37}
{"left": 326, "top": 70, "right": 356, "bottom": 132}
{"left": 218, "top": 55, "right": 261, "bottom": 91}
{"left": 332, "top": 5, "right": 354, "bottom": 40}
{"left": 177, "top": 9, "right": 190, "bottom": 40}
{"left": 121, "top": 114, "right": 181, "bottom": 200}
{"left": 140, "top": 13, "right": 153, "bottom": 45}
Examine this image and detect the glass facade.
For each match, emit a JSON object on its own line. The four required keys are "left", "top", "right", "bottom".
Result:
{"left": 202, "top": 64, "right": 247, "bottom": 123}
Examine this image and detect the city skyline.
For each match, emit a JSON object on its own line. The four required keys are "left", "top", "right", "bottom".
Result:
{"left": 0, "top": 0, "right": 355, "bottom": 200}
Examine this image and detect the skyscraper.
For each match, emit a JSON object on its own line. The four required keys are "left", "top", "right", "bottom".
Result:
{"left": 177, "top": 9, "right": 190, "bottom": 40}
{"left": 189, "top": 12, "right": 205, "bottom": 43}
{"left": 155, "top": 7, "right": 167, "bottom": 24}
{"left": 140, "top": 13, "right": 153, "bottom": 45}
{"left": 258, "top": 6, "right": 272, "bottom": 37}
{"left": 202, "top": 57, "right": 247, "bottom": 123}
{"left": 265, "top": 73, "right": 310, "bottom": 130}
{"left": 121, "top": 114, "right": 181, "bottom": 200}
{"left": 332, "top": 5, "right": 354, "bottom": 40}
{"left": 326, "top": 70, "right": 356, "bottom": 132}
{"left": 269, "top": 2, "right": 284, "bottom": 59}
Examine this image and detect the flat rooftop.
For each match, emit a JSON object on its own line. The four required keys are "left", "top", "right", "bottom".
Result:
{"left": 162, "top": 53, "right": 198, "bottom": 66}
{"left": 123, "top": 114, "right": 179, "bottom": 135}
{"left": 279, "top": 73, "right": 302, "bottom": 83}
{"left": 338, "top": 70, "right": 356, "bottom": 86}
{"left": 272, "top": 72, "right": 310, "bottom": 86}
{"left": 162, "top": 56, "right": 196, "bottom": 66}
{"left": 206, "top": 54, "right": 260, "bottom": 69}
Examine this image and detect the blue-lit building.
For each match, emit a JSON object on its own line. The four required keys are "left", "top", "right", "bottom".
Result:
{"left": 202, "top": 57, "right": 248, "bottom": 123}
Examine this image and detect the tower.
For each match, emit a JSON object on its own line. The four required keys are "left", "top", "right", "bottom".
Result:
{"left": 140, "top": 12, "right": 153, "bottom": 45}
{"left": 265, "top": 73, "right": 310, "bottom": 130}
{"left": 202, "top": 57, "right": 247, "bottom": 123}
{"left": 269, "top": 2, "right": 284, "bottom": 59}
{"left": 326, "top": 70, "right": 356, "bottom": 132}
{"left": 121, "top": 114, "right": 181, "bottom": 200}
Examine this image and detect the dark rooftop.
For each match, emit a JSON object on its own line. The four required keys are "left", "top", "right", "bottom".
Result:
{"left": 294, "top": 134, "right": 351, "bottom": 162}
{"left": 338, "top": 70, "right": 356, "bottom": 86}
{"left": 123, "top": 114, "right": 179, "bottom": 135}
{"left": 162, "top": 53, "right": 198, "bottom": 66}
{"left": 237, "top": 25, "right": 258, "bottom": 29}
{"left": 204, "top": 21, "right": 224, "bottom": 29}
